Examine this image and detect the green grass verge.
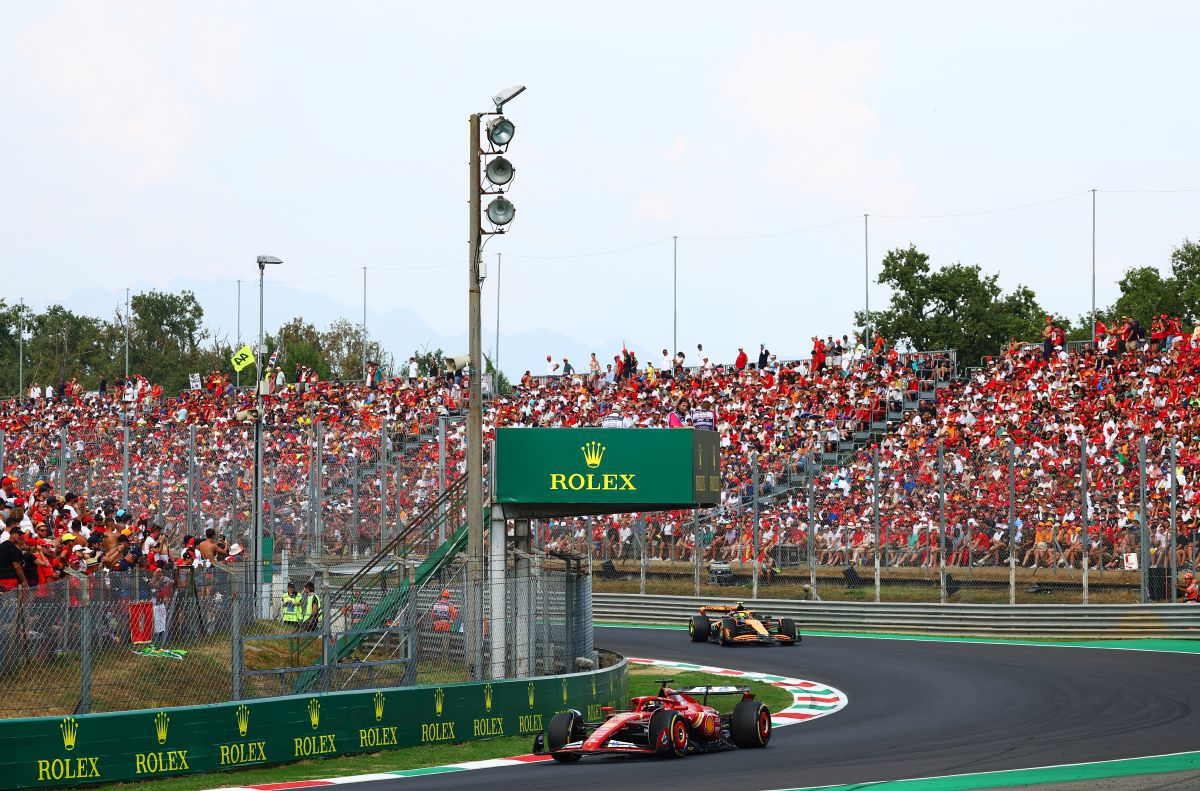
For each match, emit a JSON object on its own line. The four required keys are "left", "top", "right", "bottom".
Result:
{"left": 95, "top": 666, "right": 790, "bottom": 790}
{"left": 627, "top": 664, "right": 793, "bottom": 714}
{"left": 98, "top": 736, "right": 533, "bottom": 791}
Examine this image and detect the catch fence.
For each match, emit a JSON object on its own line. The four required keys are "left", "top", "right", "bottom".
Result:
{"left": 0, "top": 553, "right": 586, "bottom": 719}
{"left": 563, "top": 435, "right": 1193, "bottom": 606}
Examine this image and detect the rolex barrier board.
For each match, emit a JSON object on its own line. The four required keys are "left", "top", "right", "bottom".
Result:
{"left": 0, "top": 661, "right": 628, "bottom": 788}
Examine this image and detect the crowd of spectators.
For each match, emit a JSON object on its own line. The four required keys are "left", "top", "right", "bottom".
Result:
{"left": 2, "top": 324, "right": 1198, "bottom": 603}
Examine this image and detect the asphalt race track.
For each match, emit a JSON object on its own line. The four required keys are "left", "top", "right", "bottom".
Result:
{"left": 349, "top": 627, "right": 1200, "bottom": 790}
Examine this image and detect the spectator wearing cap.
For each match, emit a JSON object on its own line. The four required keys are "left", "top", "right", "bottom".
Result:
{"left": 734, "top": 347, "right": 748, "bottom": 371}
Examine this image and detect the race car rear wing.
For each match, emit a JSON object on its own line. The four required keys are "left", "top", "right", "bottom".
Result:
{"left": 677, "top": 684, "right": 755, "bottom": 705}
{"left": 677, "top": 685, "right": 751, "bottom": 696}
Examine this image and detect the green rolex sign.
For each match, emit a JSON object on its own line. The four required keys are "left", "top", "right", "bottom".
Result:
{"left": 494, "top": 428, "right": 720, "bottom": 517}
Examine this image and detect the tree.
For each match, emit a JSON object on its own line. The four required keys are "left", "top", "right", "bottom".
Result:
{"left": 1168, "top": 238, "right": 1200, "bottom": 324}
{"left": 857, "top": 245, "right": 1048, "bottom": 367}
{"left": 1103, "top": 267, "right": 1187, "bottom": 330}
{"left": 272, "top": 317, "right": 330, "bottom": 380}
{"left": 319, "top": 318, "right": 385, "bottom": 381}
{"left": 129, "top": 290, "right": 209, "bottom": 391}
{"left": 411, "top": 346, "right": 445, "bottom": 378}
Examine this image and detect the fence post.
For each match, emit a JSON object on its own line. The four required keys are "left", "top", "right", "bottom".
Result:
{"left": 693, "top": 512, "right": 701, "bottom": 597}
{"left": 438, "top": 417, "right": 447, "bottom": 544}
{"left": 1170, "top": 440, "right": 1178, "bottom": 603}
{"left": 59, "top": 425, "right": 68, "bottom": 493}
{"left": 231, "top": 581, "right": 243, "bottom": 701}
{"left": 1139, "top": 437, "right": 1148, "bottom": 603}
{"left": 79, "top": 585, "right": 93, "bottom": 714}
{"left": 1008, "top": 438, "right": 1016, "bottom": 605}
{"left": 1081, "top": 438, "right": 1089, "bottom": 604}
{"left": 122, "top": 423, "right": 130, "bottom": 511}
{"left": 0, "top": 429, "right": 5, "bottom": 480}
{"left": 873, "top": 445, "right": 880, "bottom": 604}
{"left": 316, "top": 422, "right": 325, "bottom": 557}
{"left": 751, "top": 452, "right": 760, "bottom": 600}
{"left": 938, "top": 444, "right": 947, "bottom": 605}
{"left": 638, "top": 517, "right": 646, "bottom": 596}
{"left": 320, "top": 586, "right": 332, "bottom": 693}
{"left": 351, "top": 455, "right": 360, "bottom": 558}
{"left": 379, "top": 422, "right": 388, "bottom": 553}
{"left": 807, "top": 453, "right": 816, "bottom": 600}
{"left": 187, "top": 425, "right": 196, "bottom": 536}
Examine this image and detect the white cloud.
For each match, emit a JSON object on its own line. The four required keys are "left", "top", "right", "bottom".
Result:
{"left": 663, "top": 135, "right": 690, "bottom": 166}
{"left": 633, "top": 189, "right": 683, "bottom": 223}
{"left": 15, "top": 2, "right": 255, "bottom": 188}
{"left": 721, "top": 30, "right": 916, "bottom": 210}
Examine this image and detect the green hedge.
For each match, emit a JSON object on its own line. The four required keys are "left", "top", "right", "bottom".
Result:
{"left": 0, "top": 660, "right": 627, "bottom": 788}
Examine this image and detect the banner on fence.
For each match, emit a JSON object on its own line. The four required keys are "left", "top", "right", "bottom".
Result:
{"left": 0, "top": 661, "right": 628, "bottom": 789}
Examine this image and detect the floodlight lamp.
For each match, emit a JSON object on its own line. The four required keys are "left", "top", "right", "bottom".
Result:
{"left": 485, "top": 156, "right": 515, "bottom": 187}
{"left": 487, "top": 116, "right": 515, "bottom": 147}
{"left": 256, "top": 255, "right": 283, "bottom": 265}
{"left": 486, "top": 196, "right": 516, "bottom": 226}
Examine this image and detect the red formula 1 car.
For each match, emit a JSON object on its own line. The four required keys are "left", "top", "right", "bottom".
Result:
{"left": 533, "top": 679, "right": 771, "bottom": 762}
{"left": 689, "top": 603, "right": 799, "bottom": 646}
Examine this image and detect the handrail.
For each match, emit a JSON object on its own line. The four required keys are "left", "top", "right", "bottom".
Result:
{"left": 326, "top": 474, "right": 467, "bottom": 613}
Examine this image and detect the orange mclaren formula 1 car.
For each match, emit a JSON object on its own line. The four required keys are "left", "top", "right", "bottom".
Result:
{"left": 688, "top": 602, "right": 799, "bottom": 646}
{"left": 533, "top": 679, "right": 772, "bottom": 761}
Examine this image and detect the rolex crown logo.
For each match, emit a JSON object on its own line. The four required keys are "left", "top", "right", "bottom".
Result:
{"left": 527, "top": 681, "right": 535, "bottom": 710}
{"left": 581, "top": 441, "right": 606, "bottom": 468}
{"left": 154, "top": 711, "right": 170, "bottom": 745}
{"left": 374, "top": 692, "right": 385, "bottom": 722}
{"left": 236, "top": 704, "right": 250, "bottom": 737}
{"left": 61, "top": 717, "right": 78, "bottom": 751}
{"left": 484, "top": 683, "right": 493, "bottom": 713}
{"left": 434, "top": 688, "right": 445, "bottom": 718}
{"left": 308, "top": 698, "right": 320, "bottom": 730}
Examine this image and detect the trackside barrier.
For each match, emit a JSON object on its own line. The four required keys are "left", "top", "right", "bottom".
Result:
{"left": 594, "top": 594, "right": 1200, "bottom": 639}
{"left": 0, "top": 657, "right": 628, "bottom": 789}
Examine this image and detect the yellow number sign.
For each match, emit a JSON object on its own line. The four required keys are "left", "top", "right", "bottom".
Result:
{"left": 230, "top": 345, "right": 255, "bottom": 372}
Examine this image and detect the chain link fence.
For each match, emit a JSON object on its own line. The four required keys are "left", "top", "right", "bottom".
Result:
{"left": 588, "top": 435, "right": 1192, "bottom": 604}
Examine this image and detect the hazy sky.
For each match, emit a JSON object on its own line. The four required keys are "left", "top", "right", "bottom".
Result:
{"left": 3, "top": 2, "right": 1199, "bottom": 374}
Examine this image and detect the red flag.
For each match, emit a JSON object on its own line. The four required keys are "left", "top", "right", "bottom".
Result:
{"left": 130, "top": 601, "right": 154, "bottom": 644}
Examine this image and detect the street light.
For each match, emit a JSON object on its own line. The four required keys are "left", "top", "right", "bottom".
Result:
{"left": 468, "top": 85, "right": 524, "bottom": 681}
{"left": 254, "top": 254, "right": 282, "bottom": 619}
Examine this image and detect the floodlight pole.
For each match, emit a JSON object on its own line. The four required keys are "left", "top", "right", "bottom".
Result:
{"left": 236, "top": 280, "right": 242, "bottom": 388}
{"left": 495, "top": 252, "right": 502, "bottom": 381}
{"left": 1091, "top": 189, "right": 1097, "bottom": 344}
{"left": 864, "top": 214, "right": 870, "bottom": 345}
{"left": 255, "top": 255, "right": 282, "bottom": 618}
{"left": 672, "top": 235, "right": 678, "bottom": 358}
{"left": 467, "top": 111, "right": 485, "bottom": 681}
{"left": 124, "top": 287, "right": 130, "bottom": 380}
{"left": 362, "top": 267, "right": 368, "bottom": 382}
{"left": 17, "top": 298, "right": 23, "bottom": 398}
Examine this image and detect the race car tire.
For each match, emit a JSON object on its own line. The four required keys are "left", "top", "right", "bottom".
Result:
{"left": 719, "top": 616, "right": 737, "bottom": 646}
{"left": 649, "top": 709, "right": 688, "bottom": 758}
{"left": 547, "top": 711, "right": 583, "bottom": 762}
{"left": 688, "top": 615, "right": 711, "bottom": 642}
{"left": 730, "top": 699, "right": 772, "bottom": 749}
{"left": 778, "top": 617, "right": 799, "bottom": 643}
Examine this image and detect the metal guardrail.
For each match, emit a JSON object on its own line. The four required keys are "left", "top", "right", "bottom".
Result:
{"left": 594, "top": 593, "right": 1200, "bottom": 639}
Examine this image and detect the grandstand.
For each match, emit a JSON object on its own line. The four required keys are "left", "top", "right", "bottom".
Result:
{"left": 1, "top": 327, "right": 1197, "bottom": 608}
